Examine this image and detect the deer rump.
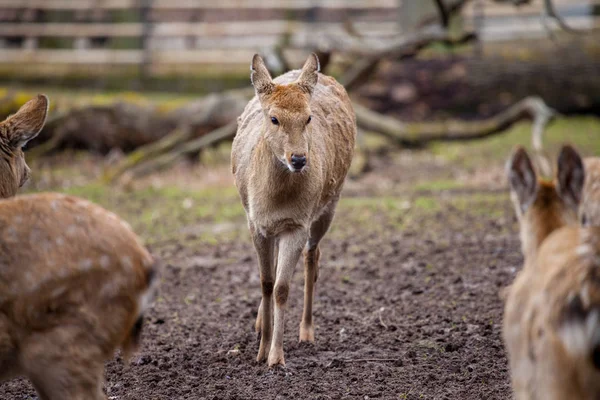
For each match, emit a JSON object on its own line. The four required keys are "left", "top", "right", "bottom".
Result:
{"left": 0, "top": 193, "right": 156, "bottom": 382}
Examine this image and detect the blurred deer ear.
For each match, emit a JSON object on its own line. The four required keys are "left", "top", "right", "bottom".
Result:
{"left": 3, "top": 94, "right": 49, "bottom": 149}
{"left": 250, "top": 54, "right": 274, "bottom": 98}
{"left": 297, "top": 53, "right": 320, "bottom": 96}
{"left": 507, "top": 146, "right": 538, "bottom": 213}
{"left": 557, "top": 145, "right": 585, "bottom": 209}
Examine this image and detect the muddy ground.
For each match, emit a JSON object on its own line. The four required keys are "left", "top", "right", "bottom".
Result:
{"left": 2, "top": 116, "right": 600, "bottom": 400}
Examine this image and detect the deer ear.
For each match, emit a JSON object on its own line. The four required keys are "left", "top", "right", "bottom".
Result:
{"left": 557, "top": 145, "right": 585, "bottom": 209}
{"left": 250, "top": 54, "right": 274, "bottom": 98}
{"left": 297, "top": 53, "right": 320, "bottom": 96}
{"left": 3, "top": 94, "right": 49, "bottom": 149}
{"left": 507, "top": 146, "right": 538, "bottom": 213}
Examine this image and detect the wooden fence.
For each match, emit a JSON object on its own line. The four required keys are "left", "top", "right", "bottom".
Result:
{"left": 0, "top": 0, "right": 597, "bottom": 80}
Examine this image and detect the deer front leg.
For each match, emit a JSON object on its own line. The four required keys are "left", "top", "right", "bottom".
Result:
{"left": 251, "top": 226, "right": 276, "bottom": 362}
{"left": 300, "top": 245, "right": 319, "bottom": 342}
{"left": 268, "top": 229, "right": 307, "bottom": 367}
{"left": 255, "top": 239, "right": 278, "bottom": 336}
{"left": 21, "top": 330, "right": 107, "bottom": 400}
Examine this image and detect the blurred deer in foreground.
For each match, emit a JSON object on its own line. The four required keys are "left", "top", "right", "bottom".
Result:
{"left": 232, "top": 53, "right": 356, "bottom": 366}
{"left": 0, "top": 95, "right": 157, "bottom": 399}
{"left": 504, "top": 145, "right": 600, "bottom": 399}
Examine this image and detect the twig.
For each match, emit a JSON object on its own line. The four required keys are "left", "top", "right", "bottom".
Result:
{"left": 377, "top": 307, "right": 389, "bottom": 330}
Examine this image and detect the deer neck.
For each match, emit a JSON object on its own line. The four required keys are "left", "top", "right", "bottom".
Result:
{"left": 522, "top": 208, "right": 570, "bottom": 266}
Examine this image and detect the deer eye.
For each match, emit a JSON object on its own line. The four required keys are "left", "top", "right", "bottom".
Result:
{"left": 581, "top": 213, "right": 589, "bottom": 227}
{"left": 307, "top": 116, "right": 312, "bottom": 124}
{"left": 271, "top": 117, "right": 279, "bottom": 125}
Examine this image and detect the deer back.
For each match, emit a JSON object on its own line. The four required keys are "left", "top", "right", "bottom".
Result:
{"left": 0, "top": 193, "right": 156, "bottom": 366}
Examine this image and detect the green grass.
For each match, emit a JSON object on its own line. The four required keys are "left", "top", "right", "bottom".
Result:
{"left": 414, "top": 179, "right": 465, "bottom": 192}
{"left": 36, "top": 182, "right": 246, "bottom": 245}
{"left": 431, "top": 117, "right": 600, "bottom": 168}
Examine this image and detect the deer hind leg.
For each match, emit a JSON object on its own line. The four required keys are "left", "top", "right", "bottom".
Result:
{"left": 300, "top": 203, "right": 336, "bottom": 343}
{"left": 251, "top": 225, "right": 277, "bottom": 362}
{"left": 20, "top": 329, "right": 108, "bottom": 400}
{"left": 268, "top": 229, "right": 307, "bottom": 367}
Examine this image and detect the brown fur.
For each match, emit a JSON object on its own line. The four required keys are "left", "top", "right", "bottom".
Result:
{"left": 504, "top": 227, "right": 600, "bottom": 399}
{"left": 518, "top": 180, "right": 577, "bottom": 265}
{"left": 505, "top": 146, "right": 600, "bottom": 399}
{"left": 508, "top": 146, "right": 583, "bottom": 266}
{"left": 580, "top": 157, "right": 600, "bottom": 226}
{"left": 0, "top": 95, "right": 48, "bottom": 198}
{"left": 0, "top": 98, "right": 157, "bottom": 399}
{"left": 232, "top": 54, "right": 356, "bottom": 366}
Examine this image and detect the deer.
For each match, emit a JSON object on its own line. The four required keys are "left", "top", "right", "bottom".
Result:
{"left": 504, "top": 144, "right": 600, "bottom": 399}
{"left": 0, "top": 95, "right": 158, "bottom": 399}
{"left": 231, "top": 53, "right": 356, "bottom": 367}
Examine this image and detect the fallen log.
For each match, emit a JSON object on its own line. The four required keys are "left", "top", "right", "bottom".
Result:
{"left": 354, "top": 96, "right": 557, "bottom": 146}
{"left": 124, "top": 120, "right": 238, "bottom": 180}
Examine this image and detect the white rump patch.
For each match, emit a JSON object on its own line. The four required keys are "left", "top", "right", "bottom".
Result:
{"left": 121, "top": 256, "right": 133, "bottom": 270}
{"left": 559, "top": 310, "right": 600, "bottom": 358}
{"left": 576, "top": 244, "right": 593, "bottom": 256}
{"left": 100, "top": 255, "right": 111, "bottom": 269}
{"left": 79, "top": 258, "right": 93, "bottom": 271}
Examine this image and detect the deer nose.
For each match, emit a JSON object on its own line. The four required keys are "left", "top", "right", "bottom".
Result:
{"left": 291, "top": 154, "right": 306, "bottom": 170}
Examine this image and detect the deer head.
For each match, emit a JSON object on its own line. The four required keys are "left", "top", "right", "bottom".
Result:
{"left": 507, "top": 145, "right": 585, "bottom": 263}
{"left": 0, "top": 94, "right": 49, "bottom": 198}
{"left": 251, "top": 53, "right": 320, "bottom": 173}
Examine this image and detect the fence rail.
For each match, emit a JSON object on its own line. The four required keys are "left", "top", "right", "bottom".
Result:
{"left": 0, "top": 0, "right": 397, "bottom": 10}
{"left": 0, "top": 0, "right": 598, "bottom": 79}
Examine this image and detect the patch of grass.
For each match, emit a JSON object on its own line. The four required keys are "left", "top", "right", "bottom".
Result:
{"left": 412, "top": 196, "right": 440, "bottom": 212}
{"left": 414, "top": 179, "right": 464, "bottom": 192}
{"left": 431, "top": 116, "right": 600, "bottom": 169}
{"left": 40, "top": 182, "right": 246, "bottom": 245}
{"left": 448, "top": 192, "right": 508, "bottom": 218}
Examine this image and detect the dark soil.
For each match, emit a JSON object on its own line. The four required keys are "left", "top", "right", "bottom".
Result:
{"left": 0, "top": 165, "right": 521, "bottom": 399}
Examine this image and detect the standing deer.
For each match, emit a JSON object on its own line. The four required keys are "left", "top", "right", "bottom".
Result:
{"left": 231, "top": 53, "right": 356, "bottom": 366}
{"left": 0, "top": 95, "right": 158, "bottom": 399}
{"left": 504, "top": 145, "right": 600, "bottom": 399}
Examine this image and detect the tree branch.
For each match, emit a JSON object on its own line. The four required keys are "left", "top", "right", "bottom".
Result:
{"left": 433, "top": 0, "right": 450, "bottom": 28}
{"left": 341, "top": 31, "right": 477, "bottom": 91}
{"left": 541, "top": 0, "right": 585, "bottom": 35}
